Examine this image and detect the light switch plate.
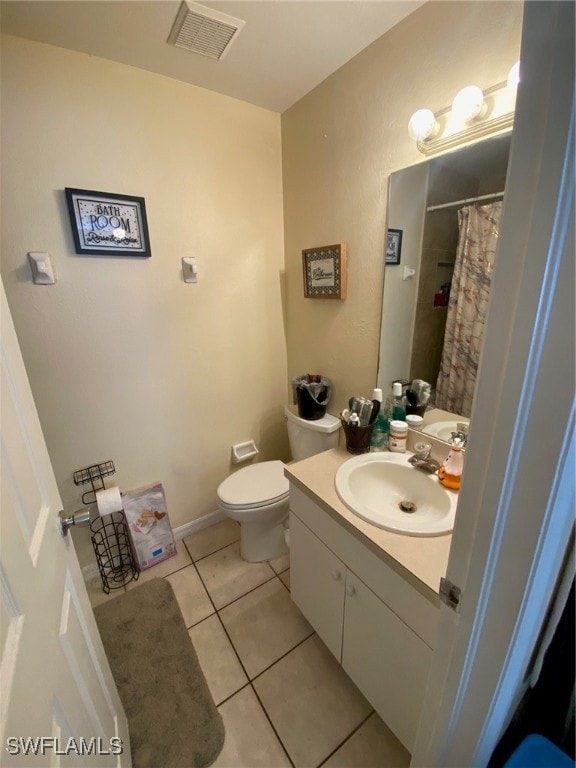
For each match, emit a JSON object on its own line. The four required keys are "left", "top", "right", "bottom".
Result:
{"left": 182, "top": 257, "right": 198, "bottom": 283}
{"left": 28, "top": 252, "right": 56, "bottom": 284}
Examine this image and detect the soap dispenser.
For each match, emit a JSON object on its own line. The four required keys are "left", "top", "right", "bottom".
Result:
{"left": 438, "top": 438, "right": 464, "bottom": 490}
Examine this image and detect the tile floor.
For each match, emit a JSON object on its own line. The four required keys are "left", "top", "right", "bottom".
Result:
{"left": 88, "top": 519, "right": 410, "bottom": 768}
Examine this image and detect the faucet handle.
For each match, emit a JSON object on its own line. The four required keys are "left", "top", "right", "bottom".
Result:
{"left": 413, "top": 441, "right": 433, "bottom": 458}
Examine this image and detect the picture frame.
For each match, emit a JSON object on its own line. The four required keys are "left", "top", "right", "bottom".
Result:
{"left": 386, "top": 228, "right": 403, "bottom": 265}
{"left": 65, "top": 188, "right": 151, "bottom": 257}
{"left": 302, "top": 243, "right": 347, "bottom": 300}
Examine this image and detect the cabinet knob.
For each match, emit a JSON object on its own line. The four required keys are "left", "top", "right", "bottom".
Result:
{"left": 331, "top": 570, "right": 342, "bottom": 581}
{"left": 346, "top": 584, "right": 356, "bottom": 597}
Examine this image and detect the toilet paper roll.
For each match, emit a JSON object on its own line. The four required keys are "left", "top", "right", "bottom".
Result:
{"left": 96, "top": 486, "right": 123, "bottom": 517}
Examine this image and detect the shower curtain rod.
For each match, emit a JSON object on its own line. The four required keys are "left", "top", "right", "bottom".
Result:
{"left": 427, "top": 190, "right": 505, "bottom": 212}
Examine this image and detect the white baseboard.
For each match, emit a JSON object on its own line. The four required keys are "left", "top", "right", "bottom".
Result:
{"left": 81, "top": 508, "right": 224, "bottom": 585}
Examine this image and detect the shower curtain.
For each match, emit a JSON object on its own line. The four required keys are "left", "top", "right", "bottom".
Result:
{"left": 435, "top": 201, "right": 502, "bottom": 417}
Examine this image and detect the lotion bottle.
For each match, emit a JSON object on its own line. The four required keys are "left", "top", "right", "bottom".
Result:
{"left": 438, "top": 438, "right": 464, "bottom": 490}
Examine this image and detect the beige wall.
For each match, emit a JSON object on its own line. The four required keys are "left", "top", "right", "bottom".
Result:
{"left": 0, "top": 2, "right": 523, "bottom": 567}
{"left": 281, "top": 1, "right": 523, "bottom": 415}
{"left": 0, "top": 36, "right": 287, "bottom": 562}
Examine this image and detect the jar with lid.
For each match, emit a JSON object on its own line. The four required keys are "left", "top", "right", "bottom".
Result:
{"left": 389, "top": 420, "right": 408, "bottom": 453}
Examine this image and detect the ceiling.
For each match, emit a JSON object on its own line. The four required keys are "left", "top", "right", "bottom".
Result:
{"left": 0, "top": 0, "right": 424, "bottom": 113}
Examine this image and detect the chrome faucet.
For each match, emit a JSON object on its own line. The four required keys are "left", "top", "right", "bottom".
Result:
{"left": 450, "top": 422, "right": 469, "bottom": 447}
{"left": 408, "top": 443, "right": 441, "bottom": 474}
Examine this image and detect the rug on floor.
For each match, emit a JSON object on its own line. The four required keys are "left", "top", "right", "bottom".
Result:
{"left": 94, "top": 577, "right": 225, "bottom": 768}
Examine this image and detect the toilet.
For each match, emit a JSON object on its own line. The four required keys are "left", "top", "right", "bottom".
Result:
{"left": 216, "top": 405, "right": 341, "bottom": 562}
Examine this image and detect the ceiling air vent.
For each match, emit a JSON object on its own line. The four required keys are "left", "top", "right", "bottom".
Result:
{"left": 167, "top": 1, "right": 245, "bottom": 61}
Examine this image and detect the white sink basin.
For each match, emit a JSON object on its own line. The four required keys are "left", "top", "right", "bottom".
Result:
{"left": 334, "top": 452, "right": 457, "bottom": 536}
{"left": 421, "top": 420, "right": 469, "bottom": 442}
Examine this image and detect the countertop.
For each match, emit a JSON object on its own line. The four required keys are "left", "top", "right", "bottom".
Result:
{"left": 284, "top": 447, "right": 453, "bottom": 604}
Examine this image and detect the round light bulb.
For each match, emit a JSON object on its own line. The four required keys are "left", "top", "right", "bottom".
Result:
{"left": 407, "top": 109, "right": 438, "bottom": 142}
{"left": 507, "top": 61, "right": 520, "bottom": 88}
{"left": 452, "top": 85, "right": 485, "bottom": 121}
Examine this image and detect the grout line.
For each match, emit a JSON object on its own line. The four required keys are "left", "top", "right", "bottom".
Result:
{"left": 212, "top": 571, "right": 278, "bottom": 612}
{"left": 249, "top": 683, "right": 296, "bottom": 768}
{"left": 207, "top": 594, "right": 295, "bottom": 767}
{"left": 316, "top": 710, "right": 375, "bottom": 767}
{"left": 183, "top": 532, "right": 241, "bottom": 565}
{"left": 249, "top": 630, "right": 316, "bottom": 684}
{"left": 192, "top": 561, "right": 300, "bottom": 768}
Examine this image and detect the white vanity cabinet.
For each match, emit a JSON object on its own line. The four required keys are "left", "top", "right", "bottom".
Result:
{"left": 289, "top": 483, "right": 439, "bottom": 753}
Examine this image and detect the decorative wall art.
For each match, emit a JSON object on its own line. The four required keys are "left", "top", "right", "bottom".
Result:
{"left": 386, "top": 229, "right": 403, "bottom": 265}
{"left": 302, "top": 243, "right": 347, "bottom": 299}
{"left": 65, "top": 188, "right": 151, "bottom": 257}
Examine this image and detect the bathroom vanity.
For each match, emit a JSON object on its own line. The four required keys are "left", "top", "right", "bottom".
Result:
{"left": 285, "top": 447, "right": 452, "bottom": 753}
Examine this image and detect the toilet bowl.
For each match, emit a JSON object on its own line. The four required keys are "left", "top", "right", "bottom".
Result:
{"left": 216, "top": 406, "right": 341, "bottom": 562}
{"left": 217, "top": 460, "right": 289, "bottom": 562}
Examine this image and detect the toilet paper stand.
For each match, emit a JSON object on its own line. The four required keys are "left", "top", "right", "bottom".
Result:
{"left": 91, "top": 511, "right": 139, "bottom": 594}
{"left": 73, "top": 459, "right": 139, "bottom": 593}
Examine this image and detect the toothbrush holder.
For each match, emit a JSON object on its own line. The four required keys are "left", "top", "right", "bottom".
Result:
{"left": 341, "top": 420, "right": 374, "bottom": 454}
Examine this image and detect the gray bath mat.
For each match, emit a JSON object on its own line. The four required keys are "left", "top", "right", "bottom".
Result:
{"left": 94, "top": 578, "right": 225, "bottom": 768}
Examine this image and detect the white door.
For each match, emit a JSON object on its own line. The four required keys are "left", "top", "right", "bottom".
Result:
{"left": 0, "top": 280, "right": 131, "bottom": 767}
{"left": 412, "top": 3, "right": 575, "bottom": 765}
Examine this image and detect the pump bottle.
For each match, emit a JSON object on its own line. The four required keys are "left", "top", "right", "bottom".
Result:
{"left": 438, "top": 438, "right": 464, "bottom": 490}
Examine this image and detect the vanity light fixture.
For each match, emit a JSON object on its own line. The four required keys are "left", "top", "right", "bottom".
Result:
{"left": 451, "top": 85, "right": 485, "bottom": 122}
{"left": 408, "top": 61, "right": 520, "bottom": 156}
{"left": 407, "top": 109, "right": 439, "bottom": 142}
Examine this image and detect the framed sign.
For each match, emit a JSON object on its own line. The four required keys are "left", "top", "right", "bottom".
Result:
{"left": 65, "top": 188, "right": 151, "bottom": 257}
{"left": 302, "top": 243, "right": 347, "bottom": 299}
{"left": 386, "top": 228, "right": 403, "bottom": 265}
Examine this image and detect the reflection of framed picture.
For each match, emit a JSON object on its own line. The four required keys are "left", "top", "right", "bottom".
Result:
{"left": 386, "top": 228, "right": 403, "bottom": 265}
{"left": 302, "top": 243, "right": 347, "bottom": 299}
{"left": 65, "top": 188, "right": 151, "bottom": 257}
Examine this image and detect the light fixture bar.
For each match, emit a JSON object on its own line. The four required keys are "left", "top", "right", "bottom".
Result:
{"left": 417, "top": 111, "right": 514, "bottom": 156}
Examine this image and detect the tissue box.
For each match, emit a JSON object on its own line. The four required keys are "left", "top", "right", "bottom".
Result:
{"left": 121, "top": 482, "right": 177, "bottom": 570}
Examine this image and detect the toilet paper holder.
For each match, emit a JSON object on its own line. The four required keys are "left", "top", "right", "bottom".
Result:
{"left": 73, "top": 459, "right": 116, "bottom": 505}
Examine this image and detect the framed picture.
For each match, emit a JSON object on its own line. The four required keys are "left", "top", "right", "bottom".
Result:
{"left": 65, "top": 188, "right": 151, "bottom": 257}
{"left": 386, "top": 228, "right": 403, "bottom": 265}
{"left": 302, "top": 243, "right": 347, "bottom": 299}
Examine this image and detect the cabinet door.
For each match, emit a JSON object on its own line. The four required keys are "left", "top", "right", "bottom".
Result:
{"left": 289, "top": 512, "right": 345, "bottom": 660}
{"left": 342, "top": 572, "right": 432, "bottom": 752}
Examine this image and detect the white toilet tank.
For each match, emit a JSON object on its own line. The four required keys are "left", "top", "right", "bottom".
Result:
{"left": 285, "top": 405, "right": 341, "bottom": 461}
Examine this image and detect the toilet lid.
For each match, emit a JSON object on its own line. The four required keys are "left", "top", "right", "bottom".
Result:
{"left": 217, "top": 460, "right": 289, "bottom": 508}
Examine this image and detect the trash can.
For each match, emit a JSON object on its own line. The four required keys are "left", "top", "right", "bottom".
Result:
{"left": 292, "top": 374, "right": 332, "bottom": 421}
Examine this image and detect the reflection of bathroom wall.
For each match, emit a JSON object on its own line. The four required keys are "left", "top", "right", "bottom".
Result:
{"left": 410, "top": 164, "right": 481, "bottom": 385}
{"left": 410, "top": 211, "right": 458, "bottom": 384}
{"left": 408, "top": 137, "right": 511, "bottom": 389}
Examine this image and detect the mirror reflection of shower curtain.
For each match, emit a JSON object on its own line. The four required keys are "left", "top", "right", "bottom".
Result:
{"left": 435, "top": 202, "right": 502, "bottom": 417}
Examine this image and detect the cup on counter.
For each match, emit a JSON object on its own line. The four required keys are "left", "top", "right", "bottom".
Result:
{"left": 341, "top": 420, "right": 374, "bottom": 454}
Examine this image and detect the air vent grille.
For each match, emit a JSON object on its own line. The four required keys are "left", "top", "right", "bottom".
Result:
{"left": 168, "top": 2, "right": 245, "bottom": 61}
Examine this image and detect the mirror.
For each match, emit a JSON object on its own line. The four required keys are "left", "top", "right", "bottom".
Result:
{"left": 377, "top": 133, "right": 512, "bottom": 441}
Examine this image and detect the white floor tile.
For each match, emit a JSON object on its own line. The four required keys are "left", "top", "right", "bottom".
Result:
{"left": 189, "top": 615, "right": 248, "bottom": 705}
{"left": 254, "top": 634, "right": 372, "bottom": 767}
{"left": 195, "top": 541, "right": 275, "bottom": 609}
{"left": 219, "top": 578, "right": 312, "bottom": 679}
{"left": 184, "top": 519, "right": 240, "bottom": 562}
{"left": 211, "top": 686, "right": 290, "bottom": 768}
{"left": 166, "top": 565, "right": 214, "bottom": 627}
{"left": 322, "top": 712, "right": 410, "bottom": 767}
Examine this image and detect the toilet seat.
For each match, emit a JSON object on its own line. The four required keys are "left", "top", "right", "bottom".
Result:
{"left": 217, "top": 460, "right": 289, "bottom": 509}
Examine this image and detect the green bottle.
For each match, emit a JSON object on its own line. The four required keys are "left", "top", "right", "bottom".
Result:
{"left": 391, "top": 382, "right": 407, "bottom": 421}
